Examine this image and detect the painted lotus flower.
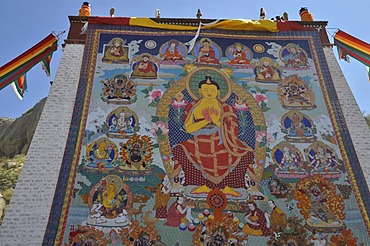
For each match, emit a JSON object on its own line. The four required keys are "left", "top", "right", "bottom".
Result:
{"left": 232, "top": 101, "right": 249, "bottom": 111}
{"left": 256, "top": 131, "right": 275, "bottom": 143}
{"left": 253, "top": 92, "right": 268, "bottom": 105}
{"left": 148, "top": 89, "right": 163, "bottom": 103}
{"left": 150, "top": 121, "right": 169, "bottom": 136}
{"left": 171, "top": 99, "right": 188, "bottom": 109}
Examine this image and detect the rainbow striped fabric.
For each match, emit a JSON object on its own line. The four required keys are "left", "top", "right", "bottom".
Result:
{"left": 0, "top": 33, "right": 58, "bottom": 99}
{"left": 334, "top": 30, "right": 370, "bottom": 80}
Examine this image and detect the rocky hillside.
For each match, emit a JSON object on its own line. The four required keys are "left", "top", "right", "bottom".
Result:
{"left": 0, "top": 97, "right": 46, "bottom": 158}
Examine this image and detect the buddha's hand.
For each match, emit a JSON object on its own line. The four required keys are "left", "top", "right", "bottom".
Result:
{"left": 202, "top": 108, "right": 212, "bottom": 122}
{"left": 209, "top": 107, "right": 220, "bottom": 124}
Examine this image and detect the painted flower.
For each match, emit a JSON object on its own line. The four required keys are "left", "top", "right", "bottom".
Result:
{"left": 150, "top": 121, "right": 169, "bottom": 136}
{"left": 253, "top": 92, "right": 268, "bottom": 105}
{"left": 148, "top": 89, "right": 163, "bottom": 103}
{"left": 171, "top": 99, "right": 188, "bottom": 108}
{"left": 232, "top": 101, "right": 249, "bottom": 111}
{"left": 171, "top": 91, "right": 188, "bottom": 108}
{"left": 255, "top": 131, "right": 275, "bottom": 143}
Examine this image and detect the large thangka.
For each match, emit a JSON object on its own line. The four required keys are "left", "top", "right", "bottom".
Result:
{"left": 44, "top": 20, "right": 370, "bottom": 245}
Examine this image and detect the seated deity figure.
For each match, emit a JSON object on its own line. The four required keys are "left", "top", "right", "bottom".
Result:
{"left": 131, "top": 54, "right": 158, "bottom": 79}
{"left": 279, "top": 146, "right": 300, "bottom": 171}
{"left": 307, "top": 144, "right": 340, "bottom": 173}
{"left": 86, "top": 138, "right": 116, "bottom": 169}
{"left": 229, "top": 43, "right": 252, "bottom": 65}
{"left": 282, "top": 110, "right": 316, "bottom": 142}
{"left": 281, "top": 43, "right": 308, "bottom": 68}
{"left": 102, "top": 38, "right": 129, "bottom": 64}
{"left": 171, "top": 75, "right": 254, "bottom": 196}
{"left": 195, "top": 38, "right": 221, "bottom": 65}
{"left": 89, "top": 175, "right": 131, "bottom": 226}
{"left": 161, "top": 40, "right": 184, "bottom": 61}
{"left": 110, "top": 38, "right": 126, "bottom": 57}
{"left": 254, "top": 57, "right": 282, "bottom": 82}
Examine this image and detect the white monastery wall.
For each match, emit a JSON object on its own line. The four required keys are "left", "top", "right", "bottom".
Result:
{"left": 323, "top": 47, "right": 370, "bottom": 187}
{"left": 0, "top": 44, "right": 85, "bottom": 245}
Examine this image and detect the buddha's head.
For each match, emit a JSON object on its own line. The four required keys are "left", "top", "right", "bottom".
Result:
{"left": 142, "top": 55, "right": 149, "bottom": 62}
{"left": 106, "top": 183, "right": 116, "bottom": 193}
{"left": 235, "top": 43, "right": 242, "bottom": 52}
{"left": 198, "top": 75, "right": 220, "bottom": 99}
{"left": 202, "top": 38, "right": 211, "bottom": 48}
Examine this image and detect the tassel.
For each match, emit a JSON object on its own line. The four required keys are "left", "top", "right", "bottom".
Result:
{"left": 81, "top": 21, "right": 89, "bottom": 34}
{"left": 184, "top": 19, "right": 221, "bottom": 53}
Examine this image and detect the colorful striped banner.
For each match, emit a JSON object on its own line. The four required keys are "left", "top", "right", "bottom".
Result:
{"left": 0, "top": 33, "right": 58, "bottom": 98}
{"left": 334, "top": 30, "right": 370, "bottom": 80}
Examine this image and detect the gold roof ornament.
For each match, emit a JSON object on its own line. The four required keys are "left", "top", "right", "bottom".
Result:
{"left": 79, "top": 2, "right": 91, "bottom": 17}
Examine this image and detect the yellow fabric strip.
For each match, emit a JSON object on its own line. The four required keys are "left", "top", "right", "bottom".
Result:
{"left": 129, "top": 18, "right": 278, "bottom": 32}
{"left": 0, "top": 38, "right": 56, "bottom": 77}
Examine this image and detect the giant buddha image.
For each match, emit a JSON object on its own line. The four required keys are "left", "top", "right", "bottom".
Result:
{"left": 156, "top": 67, "right": 266, "bottom": 198}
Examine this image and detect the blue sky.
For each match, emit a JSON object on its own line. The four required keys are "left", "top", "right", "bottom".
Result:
{"left": 1, "top": 1, "right": 369, "bottom": 118}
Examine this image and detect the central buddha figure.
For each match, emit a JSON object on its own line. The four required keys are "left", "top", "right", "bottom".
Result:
{"left": 171, "top": 75, "right": 254, "bottom": 196}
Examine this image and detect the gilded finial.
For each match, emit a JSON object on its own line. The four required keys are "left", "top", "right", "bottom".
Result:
{"left": 79, "top": 2, "right": 91, "bottom": 17}
{"left": 299, "top": 7, "right": 314, "bottom": 21}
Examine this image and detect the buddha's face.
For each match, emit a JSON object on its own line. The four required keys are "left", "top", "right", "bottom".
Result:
{"left": 200, "top": 84, "right": 218, "bottom": 99}
{"left": 106, "top": 184, "right": 116, "bottom": 193}
{"left": 203, "top": 41, "right": 210, "bottom": 48}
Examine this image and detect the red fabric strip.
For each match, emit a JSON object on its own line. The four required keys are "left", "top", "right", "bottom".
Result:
{"left": 87, "top": 17, "right": 130, "bottom": 25}
{"left": 277, "top": 21, "right": 312, "bottom": 31}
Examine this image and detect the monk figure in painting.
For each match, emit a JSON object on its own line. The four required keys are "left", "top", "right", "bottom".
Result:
{"left": 172, "top": 75, "right": 254, "bottom": 196}
{"left": 266, "top": 200, "right": 287, "bottom": 229}
{"left": 164, "top": 196, "right": 191, "bottom": 227}
{"left": 131, "top": 55, "right": 158, "bottom": 79}
{"left": 154, "top": 175, "right": 171, "bottom": 219}
{"left": 110, "top": 39, "right": 126, "bottom": 57}
{"left": 195, "top": 39, "right": 220, "bottom": 65}
{"left": 230, "top": 43, "right": 250, "bottom": 65}
{"left": 243, "top": 201, "right": 270, "bottom": 236}
{"left": 161, "top": 41, "right": 184, "bottom": 61}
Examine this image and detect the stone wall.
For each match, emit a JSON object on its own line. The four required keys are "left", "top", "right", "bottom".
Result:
{"left": 0, "top": 44, "right": 84, "bottom": 245}
{"left": 323, "top": 47, "right": 370, "bottom": 186}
